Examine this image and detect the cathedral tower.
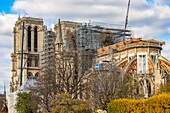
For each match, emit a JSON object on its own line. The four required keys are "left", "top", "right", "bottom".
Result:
{"left": 10, "top": 16, "right": 45, "bottom": 92}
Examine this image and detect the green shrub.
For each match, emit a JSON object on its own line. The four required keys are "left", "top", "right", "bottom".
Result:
{"left": 15, "top": 92, "right": 32, "bottom": 113}
{"left": 107, "top": 94, "right": 170, "bottom": 113}
{"left": 51, "top": 94, "right": 92, "bottom": 113}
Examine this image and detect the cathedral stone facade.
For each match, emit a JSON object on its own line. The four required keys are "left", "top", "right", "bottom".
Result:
{"left": 10, "top": 16, "right": 170, "bottom": 99}
{"left": 10, "top": 17, "right": 45, "bottom": 92}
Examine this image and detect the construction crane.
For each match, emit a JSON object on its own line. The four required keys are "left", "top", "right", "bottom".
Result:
{"left": 124, "top": 0, "right": 131, "bottom": 41}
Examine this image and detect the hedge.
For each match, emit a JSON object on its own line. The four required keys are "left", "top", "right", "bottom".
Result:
{"left": 107, "top": 94, "right": 170, "bottom": 113}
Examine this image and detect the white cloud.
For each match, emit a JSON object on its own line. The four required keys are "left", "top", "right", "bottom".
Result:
{"left": 0, "top": 65, "right": 11, "bottom": 95}
{"left": 0, "top": 35, "right": 12, "bottom": 47}
{"left": 0, "top": 47, "right": 13, "bottom": 60}
{"left": 162, "top": 41, "right": 170, "bottom": 60}
{"left": 12, "top": 0, "right": 139, "bottom": 23}
{"left": 0, "top": 14, "right": 17, "bottom": 93}
{"left": 0, "top": 14, "right": 17, "bottom": 35}
{"left": 12, "top": 0, "right": 170, "bottom": 35}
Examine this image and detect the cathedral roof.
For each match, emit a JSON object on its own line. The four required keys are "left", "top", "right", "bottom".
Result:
{"left": 97, "top": 38, "right": 165, "bottom": 54}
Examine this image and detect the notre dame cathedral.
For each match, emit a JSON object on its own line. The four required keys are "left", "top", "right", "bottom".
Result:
{"left": 10, "top": 16, "right": 131, "bottom": 92}
{"left": 10, "top": 16, "right": 170, "bottom": 99}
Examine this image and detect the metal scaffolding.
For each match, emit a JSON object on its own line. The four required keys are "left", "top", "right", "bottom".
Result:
{"left": 74, "top": 21, "right": 132, "bottom": 51}
{"left": 41, "top": 30, "right": 56, "bottom": 72}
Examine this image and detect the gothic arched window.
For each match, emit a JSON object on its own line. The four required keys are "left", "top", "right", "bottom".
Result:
{"left": 34, "top": 26, "right": 38, "bottom": 52}
{"left": 35, "top": 72, "right": 39, "bottom": 79}
{"left": 27, "top": 26, "right": 31, "bottom": 51}
{"left": 67, "top": 30, "right": 77, "bottom": 50}
{"left": 27, "top": 72, "right": 33, "bottom": 79}
{"left": 35, "top": 55, "right": 39, "bottom": 67}
{"left": 146, "top": 79, "right": 151, "bottom": 97}
{"left": 27, "top": 55, "right": 32, "bottom": 67}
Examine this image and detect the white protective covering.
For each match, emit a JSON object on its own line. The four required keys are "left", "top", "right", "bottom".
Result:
{"left": 8, "top": 79, "right": 36, "bottom": 113}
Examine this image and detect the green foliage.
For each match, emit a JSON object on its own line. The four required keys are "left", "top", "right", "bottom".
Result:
{"left": 51, "top": 94, "right": 92, "bottom": 113}
{"left": 107, "top": 94, "right": 170, "bottom": 113}
{"left": 15, "top": 92, "right": 32, "bottom": 113}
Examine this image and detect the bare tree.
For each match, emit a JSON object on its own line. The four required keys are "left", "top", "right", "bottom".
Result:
{"left": 0, "top": 95, "right": 7, "bottom": 112}
{"left": 56, "top": 51, "right": 91, "bottom": 99}
{"left": 30, "top": 53, "right": 58, "bottom": 112}
{"left": 90, "top": 64, "right": 122, "bottom": 110}
{"left": 0, "top": 97, "right": 4, "bottom": 111}
{"left": 117, "top": 75, "right": 142, "bottom": 99}
{"left": 30, "top": 50, "right": 93, "bottom": 112}
{"left": 90, "top": 63, "right": 140, "bottom": 110}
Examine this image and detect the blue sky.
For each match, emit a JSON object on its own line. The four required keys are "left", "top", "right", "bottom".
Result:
{"left": 0, "top": 0, "right": 170, "bottom": 94}
{"left": 0, "top": 0, "right": 15, "bottom": 13}
{"left": 146, "top": 0, "right": 154, "bottom": 4}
